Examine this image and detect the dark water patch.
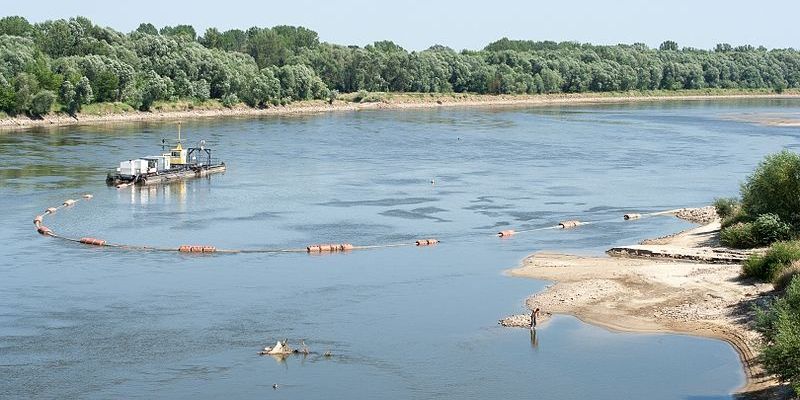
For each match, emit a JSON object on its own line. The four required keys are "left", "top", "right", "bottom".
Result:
{"left": 473, "top": 221, "right": 512, "bottom": 230}
{"left": 462, "top": 169, "right": 494, "bottom": 177}
{"left": 470, "top": 195, "right": 498, "bottom": 203}
{"left": 506, "top": 210, "right": 562, "bottom": 222}
{"left": 583, "top": 205, "right": 635, "bottom": 214}
{"left": 380, "top": 209, "right": 451, "bottom": 223}
{"left": 474, "top": 210, "right": 504, "bottom": 218}
{"left": 411, "top": 206, "right": 447, "bottom": 214}
{"left": 371, "top": 177, "right": 427, "bottom": 186}
{"left": 463, "top": 203, "right": 513, "bottom": 211}
{"left": 544, "top": 185, "right": 593, "bottom": 197}
{"left": 431, "top": 190, "right": 467, "bottom": 196}
{"left": 319, "top": 197, "right": 438, "bottom": 207}
{"left": 285, "top": 221, "right": 394, "bottom": 239}
{"left": 171, "top": 211, "right": 285, "bottom": 229}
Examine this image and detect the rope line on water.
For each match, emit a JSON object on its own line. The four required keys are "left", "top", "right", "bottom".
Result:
{"left": 33, "top": 194, "right": 692, "bottom": 256}
{"left": 33, "top": 196, "right": 440, "bottom": 256}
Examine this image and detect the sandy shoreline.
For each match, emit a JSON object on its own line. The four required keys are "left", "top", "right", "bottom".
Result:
{"left": 503, "top": 215, "right": 790, "bottom": 398}
{"left": 2, "top": 92, "right": 800, "bottom": 132}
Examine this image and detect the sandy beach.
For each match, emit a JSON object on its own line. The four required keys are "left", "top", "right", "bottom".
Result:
{"left": 2, "top": 92, "right": 800, "bottom": 132}
{"left": 503, "top": 211, "right": 790, "bottom": 398}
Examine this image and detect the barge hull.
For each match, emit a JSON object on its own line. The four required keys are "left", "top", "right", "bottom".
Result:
{"left": 106, "top": 164, "right": 226, "bottom": 186}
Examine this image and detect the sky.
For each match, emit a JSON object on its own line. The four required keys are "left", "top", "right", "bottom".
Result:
{"left": 4, "top": 0, "right": 799, "bottom": 51}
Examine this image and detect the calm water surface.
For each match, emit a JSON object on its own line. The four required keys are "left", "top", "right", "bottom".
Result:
{"left": 2, "top": 99, "right": 800, "bottom": 399}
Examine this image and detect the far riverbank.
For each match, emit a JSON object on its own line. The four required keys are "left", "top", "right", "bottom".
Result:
{"left": 2, "top": 90, "right": 799, "bottom": 132}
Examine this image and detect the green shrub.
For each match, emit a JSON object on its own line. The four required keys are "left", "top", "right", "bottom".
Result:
{"left": 29, "top": 90, "right": 55, "bottom": 117}
{"left": 755, "top": 276, "right": 800, "bottom": 394}
{"left": 774, "top": 261, "right": 800, "bottom": 291}
{"left": 721, "top": 213, "right": 792, "bottom": 248}
{"left": 720, "top": 222, "right": 757, "bottom": 249}
{"left": 741, "top": 150, "right": 800, "bottom": 229}
{"left": 721, "top": 206, "right": 749, "bottom": 229}
{"left": 360, "top": 93, "right": 387, "bottom": 103}
{"left": 742, "top": 241, "right": 800, "bottom": 281}
{"left": 753, "top": 213, "right": 793, "bottom": 246}
{"left": 352, "top": 89, "right": 368, "bottom": 103}
{"left": 713, "top": 197, "right": 739, "bottom": 219}
{"left": 221, "top": 94, "right": 239, "bottom": 108}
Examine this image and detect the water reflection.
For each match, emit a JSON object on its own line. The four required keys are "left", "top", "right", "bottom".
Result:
{"left": 122, "top": 180, "right": 188, "bottom": 206}
{"left": 530, "top": 329, "right": 539, "bottom": 350}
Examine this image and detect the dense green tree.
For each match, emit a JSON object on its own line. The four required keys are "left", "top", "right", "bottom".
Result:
{"left": 29, "top": 89, "right": 55, "bottom": 116}
{"left": 0, "top": 74, "right": 15, "bottom": 112}
{"left": 160, "top": 24, "right": 196, "bottom": 40}
{"left": 138, "top": 70, "right": 170, "bottom": 110}
{"left": 12, "top": 72, "right": 38, "bottom": 114}
{"left": 135, "top": 23, "right": 158, "bottom": 35}
{"left": 659, "top": 40, "right": 679, "bottom": 51}
{"left": 0, "top": 16, "right": 32, "bottom": 37}
{"left": 2, "top": 15, "right": 800, "bottom": 116}
{"left": 741, "top": 150, "right": 800, "bottom": 228}
{"left": 59, "top": 80, "right": 76, "bottom": 114}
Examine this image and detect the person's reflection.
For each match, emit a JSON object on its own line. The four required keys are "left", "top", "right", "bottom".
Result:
{"left": 530, "top": 328, "right": 539, "bottom": 350}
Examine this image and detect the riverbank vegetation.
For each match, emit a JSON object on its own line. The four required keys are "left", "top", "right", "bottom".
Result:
{"left": 2, "top": 15, "right": 800, "bottom": 118}
{"left": 714, "top": 151, "right": 800, "bottom": 394}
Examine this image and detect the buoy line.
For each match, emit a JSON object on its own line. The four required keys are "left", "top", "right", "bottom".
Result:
{"left": 33, "top": 196, "right": 440, "bottom": 255}
{"left": 34, "top": 195, "right": 700, "bottom": 256}
{"left": 492, "top": 208, "right": 700, "bottom": 238}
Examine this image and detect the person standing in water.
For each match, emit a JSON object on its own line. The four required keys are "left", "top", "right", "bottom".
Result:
{"left": 530, "top": 307, "right": 540, "bottom": 329}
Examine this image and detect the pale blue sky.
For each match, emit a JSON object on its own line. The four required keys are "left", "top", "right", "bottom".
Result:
{"left": 5, "top": 0, "right": 799, "bottom": 50}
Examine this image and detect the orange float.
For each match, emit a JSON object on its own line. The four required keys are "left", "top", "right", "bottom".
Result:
{"left": 178, "top": 245, "right": 215, "bottom": 253}
{"left": 79, "top": 237, "right": 107, "bottom": 246}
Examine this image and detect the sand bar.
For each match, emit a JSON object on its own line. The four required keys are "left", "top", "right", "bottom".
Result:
{"left": 505, "top": 216, "right": 790, "bottom": 398}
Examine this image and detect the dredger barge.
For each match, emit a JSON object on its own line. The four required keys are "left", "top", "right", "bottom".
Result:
{"left": 106, "top": 124, "right": 225, "bottom": 186}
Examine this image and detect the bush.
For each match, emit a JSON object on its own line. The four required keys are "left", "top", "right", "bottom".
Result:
{"left": 721, "top": 222, "right": 757, "bottom": 249}
{"left": 360, "top": 92, "right": 387, "bottom": 103}
{"left": 741, "top": 150, "right": 800, "bottom": 228}
{"left": 29, "top": 89, "right": 55, "bottom": 117}
{"left": 713, "top": 197, "right": 739, "bottom": 220}
{"left": 752, "top": 213, "right": 793, "bottom": 246}
{"left": 720, "top": 213, "right": 792, "bottom": 248}
{"left": 221, "top": 94, "right": 239, "bottom": 108}
{"left": 352, "top": 89, "right": 368, "bottom": 103}
{"left": 743, "top": 241, "right": 800, "bottom": 281}
{"left": 720, "top": 206, "right": 749, "bottom": 229}
{"left": 774, "top": 261, "right": 800, "bottom": 291}
{"left": 755, "top": 276, "right": 800, "bottom": 394}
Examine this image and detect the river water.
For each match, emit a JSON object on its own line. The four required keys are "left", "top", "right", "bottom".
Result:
{"left": 2, "top": 100, "right": 799, "bottom": 399}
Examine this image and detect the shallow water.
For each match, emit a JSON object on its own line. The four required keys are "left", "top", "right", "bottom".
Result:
{"left": 2, "top": 99, "right": 799, "bottom": 399}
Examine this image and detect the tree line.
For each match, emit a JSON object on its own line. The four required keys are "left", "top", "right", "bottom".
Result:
{"left": 2, "top": 15, "right": 800, "bottom": 117}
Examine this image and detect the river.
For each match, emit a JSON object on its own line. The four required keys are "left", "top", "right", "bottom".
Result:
{"left": 2, "top": 99, "right": 799, "bottom": 399}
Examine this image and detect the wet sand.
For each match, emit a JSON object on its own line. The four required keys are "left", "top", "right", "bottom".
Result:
{"left": 504, "top": 215, "right": 790, "bottom": 398}
{"left": 2, "top": 92, "right": 800, "bottom": 131}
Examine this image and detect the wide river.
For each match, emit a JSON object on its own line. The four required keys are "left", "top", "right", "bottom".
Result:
{"left": 2, "top": 99, "right": 799, "bottom": 399}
